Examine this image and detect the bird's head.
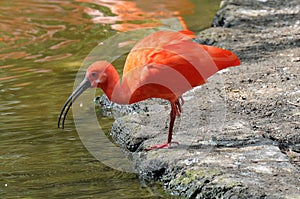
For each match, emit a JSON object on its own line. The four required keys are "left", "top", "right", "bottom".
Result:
{"left": 85, "top": 61, "right": 112, "bottom": 88}
{"left": 58, "top": 61, "right": 113, "bottom": 128}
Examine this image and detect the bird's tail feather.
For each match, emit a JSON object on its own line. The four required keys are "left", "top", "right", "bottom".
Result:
{"left": 201, "top": 45, "right": 240, "bottom": 70}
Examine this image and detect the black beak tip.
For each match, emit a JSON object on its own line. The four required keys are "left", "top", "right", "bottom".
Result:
{"left": 58, "top": 114, "right": 64, "bottom": 129}
{"left": 57, "top": 121, "right": 63, "bottom": 129}
{"left": 57, "top": 78, "right": 91, "bottom": 130}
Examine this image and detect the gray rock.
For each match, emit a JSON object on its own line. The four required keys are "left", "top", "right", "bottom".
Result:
{"left": 97, "top": 0, "right": 300, "bottom": 198}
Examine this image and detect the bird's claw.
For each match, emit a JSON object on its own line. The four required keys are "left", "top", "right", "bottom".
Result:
{"left": 146, "top": 141, "right": 179, "bottom": 151}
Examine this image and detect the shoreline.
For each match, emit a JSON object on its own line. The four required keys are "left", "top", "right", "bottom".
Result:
{"left": 105, "top": 0, "right": 300, "bottom": 198}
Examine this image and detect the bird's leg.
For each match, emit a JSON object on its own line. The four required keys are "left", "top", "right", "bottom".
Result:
{"left": 179, "top": 96, "right": 184, "bottom": 106}
{"left": 175, "top": 96, "right": 184, "bottom": 116}
{"left": 147, "top": 100, "right": 180, "bottom": 150}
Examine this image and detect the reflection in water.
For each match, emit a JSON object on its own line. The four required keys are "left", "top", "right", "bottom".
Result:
{"left": 79, "top": 0, "right": 194, "bottom": 31}
{"left": 0, "top": 0, "right": 220, "bottom": 198}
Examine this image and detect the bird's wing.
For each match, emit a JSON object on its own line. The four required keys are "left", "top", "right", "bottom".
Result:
{"left": 123, "top": 31, "right": 192, "bottom": 76}
{"left": 123, "top": 30, "right": 240, "bottom": 88}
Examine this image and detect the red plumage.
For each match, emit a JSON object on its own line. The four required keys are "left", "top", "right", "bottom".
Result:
{"left": 58, "top": 30, "right": 240, "bottom": 150}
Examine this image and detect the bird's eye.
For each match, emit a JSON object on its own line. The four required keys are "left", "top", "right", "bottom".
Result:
{"left": 91, "top": 72, "right": 97, "bottom": 77}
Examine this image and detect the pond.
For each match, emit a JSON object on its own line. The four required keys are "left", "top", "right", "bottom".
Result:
{"left": 0, "top": 0, "right": 220, "bottom": 198}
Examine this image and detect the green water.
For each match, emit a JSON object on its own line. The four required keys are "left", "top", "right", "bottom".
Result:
{"left": 0, "top": 0, "right": 220, "bottom": 198}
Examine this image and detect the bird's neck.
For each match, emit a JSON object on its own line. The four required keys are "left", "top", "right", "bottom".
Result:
{"left": 98, "top": 65, "right": 130, "bottom": 104}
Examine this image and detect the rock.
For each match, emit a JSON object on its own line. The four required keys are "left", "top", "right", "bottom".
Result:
{"left": 99, "top": 0, "right": 300, "bottom": 197}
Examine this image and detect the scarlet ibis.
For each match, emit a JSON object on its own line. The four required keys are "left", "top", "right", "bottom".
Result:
{"left": 58, "top": 30, "right": 240, "bottom": 150}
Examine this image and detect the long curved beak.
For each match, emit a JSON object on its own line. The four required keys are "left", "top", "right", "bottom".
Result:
{"left": 58, "top": 78, "right": 91, "bottom": 129}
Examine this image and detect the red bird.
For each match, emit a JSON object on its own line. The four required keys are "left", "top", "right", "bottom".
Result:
{"left": 58, "top": 30, "right": 240, "bottom": 150}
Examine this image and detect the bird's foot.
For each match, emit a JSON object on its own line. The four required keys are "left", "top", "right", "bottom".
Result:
{"left": 146, "top": 141, "right": 179, "bottom": 151}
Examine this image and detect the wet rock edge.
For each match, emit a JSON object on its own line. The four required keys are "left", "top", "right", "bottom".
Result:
{"left": 98, "top": 0, "right": 300, "bottom": 198}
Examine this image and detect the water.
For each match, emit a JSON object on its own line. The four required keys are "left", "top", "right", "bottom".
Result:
{"left": 0, "top": 0, "right": 220, "bottom": 198}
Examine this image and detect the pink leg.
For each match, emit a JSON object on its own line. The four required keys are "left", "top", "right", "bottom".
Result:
{"left": 147, "top": 98, "right": 181, "bottom": 150}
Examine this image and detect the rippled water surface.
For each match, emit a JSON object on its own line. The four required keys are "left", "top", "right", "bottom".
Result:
{"left": 0, "top": 0, "right": 220, "bottom": 198}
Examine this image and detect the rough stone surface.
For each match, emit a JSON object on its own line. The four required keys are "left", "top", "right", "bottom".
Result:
{"left": 97, "top": 0, "right": 300, "bottom": 198}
